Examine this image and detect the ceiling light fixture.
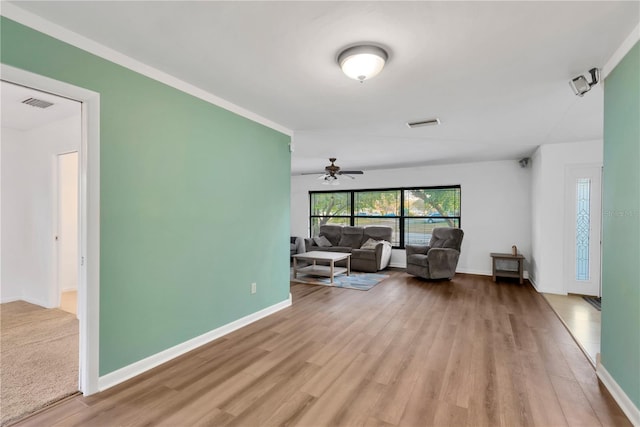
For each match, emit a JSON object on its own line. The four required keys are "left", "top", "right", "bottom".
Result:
{"left": 407, "top": 118, "right": 441, "bottom": 128}
{"left": 569, "top": 68, "right": 600, "bottom": 97}
{"left": 320, "top": 174, "right": 340, "bottom": 185}
{"left": 337, "top": 45, "right": 388, "bottom": 82}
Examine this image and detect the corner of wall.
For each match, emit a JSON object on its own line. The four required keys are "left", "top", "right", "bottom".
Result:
{"left": 597, "top": 362, "right": 640, "bottom": 426}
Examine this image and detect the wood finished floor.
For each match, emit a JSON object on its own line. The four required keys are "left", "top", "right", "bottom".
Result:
{"left": 543, "top": 293, "right": 601, "bottom": 366}
{"left": 15, "top": 271, "right": 629, "bottom": 427}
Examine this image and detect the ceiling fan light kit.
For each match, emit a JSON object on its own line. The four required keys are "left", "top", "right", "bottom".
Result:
{"left": 321, "top": 175, "right": 340, "bottom": 185}
{"left": 337, "top": 44, "right": 388, "bottom": 82}
{"left": 304, "top": 158, "right": 364, "bottom": 184}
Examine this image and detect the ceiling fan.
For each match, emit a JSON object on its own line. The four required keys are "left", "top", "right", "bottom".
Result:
{"left": 303, "top": 158, "right": 364, "bottom": 185}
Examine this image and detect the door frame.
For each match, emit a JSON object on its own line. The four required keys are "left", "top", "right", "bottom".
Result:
{"left": 2, "top": 64, "right": 101, "bottom": 395}
{"left": 564, "top": 163, "right": 602, "bottom": 296}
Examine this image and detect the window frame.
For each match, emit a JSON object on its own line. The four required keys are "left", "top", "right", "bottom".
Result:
{"left": 309, "top": 185, "right": 461, "bottom": 249}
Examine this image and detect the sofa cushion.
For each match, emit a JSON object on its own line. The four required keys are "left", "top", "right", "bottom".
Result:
{"left": 314, "top": 235, "right": 333, "bottom": 247}
{"left": 319, "top": 225, "right": 343, "bottom": 246}
{"left": 407, "top": 254, "right": 429, "bottom": 267}
{"left": 338, "top": 226, "right": 364, "bottom": 248}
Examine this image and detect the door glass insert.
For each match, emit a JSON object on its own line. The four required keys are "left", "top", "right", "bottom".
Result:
{"left": 575, "top": 178, "right": 591, "bottom": 281}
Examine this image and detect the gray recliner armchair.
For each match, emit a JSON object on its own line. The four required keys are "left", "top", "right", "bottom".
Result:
{"left": 406, "top": 228, "right": 464, "bottom": 280}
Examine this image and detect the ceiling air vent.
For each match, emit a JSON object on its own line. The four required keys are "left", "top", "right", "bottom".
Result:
{"left": 22, "top": 97, "right": 54, "bottom": 109}
{"left": 407, "top": 118, "right": 440, "bottom": 128}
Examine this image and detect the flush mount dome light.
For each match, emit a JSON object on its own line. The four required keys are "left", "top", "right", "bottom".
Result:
{"left": 338, "top": 45, "right": 388, "bottom": 82}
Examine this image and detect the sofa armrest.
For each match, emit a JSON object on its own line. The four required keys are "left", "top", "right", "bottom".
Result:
{"left": 406, "top": 244, "right": 430, "bottom": 256}
{"left": 304, "top": 238, "right": 316, "bottom": 251}
{"left": 352, "top": 241, "right": 392, "bottom": 271}
{"left": 293, "top": 237, "right": 306, "bottom": 254}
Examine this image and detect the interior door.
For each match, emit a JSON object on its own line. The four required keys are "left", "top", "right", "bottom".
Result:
{"left": 565, "top": 165, "right": 602, "bottom": 296}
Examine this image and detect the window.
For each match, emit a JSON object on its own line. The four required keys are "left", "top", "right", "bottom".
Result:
{"left": 575, "top": 178, "right": 591, "bottom": 281}
{"left": 404, "top": 188, "right": 461, "bottom": 245}
{"left": 309, "top": 186, "right": 461, "bottom": 248}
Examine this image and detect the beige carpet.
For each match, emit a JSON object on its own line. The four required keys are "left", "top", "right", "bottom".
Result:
{"left": 1, "top": 301, "right": 78, "bottom": 426}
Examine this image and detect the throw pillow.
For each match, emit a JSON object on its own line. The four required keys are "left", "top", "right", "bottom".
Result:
{"left": 314, "top": 235, "right": 333, "bottom": 247}
{"left": 360, "top": 238, "right": 380, "bottom": 250}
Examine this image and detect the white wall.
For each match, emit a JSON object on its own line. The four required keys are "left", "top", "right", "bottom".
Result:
{"left": 1, "top": 115, "right": 81, "bottom": 306}
{"left": 292, "top": 159, "right": 532, "bottom": 276}
{"left": 1, "top": 127, "right": 27, "bottom": 302}
{"left": 530, "top": 140, "right": 603, "bottom": 294}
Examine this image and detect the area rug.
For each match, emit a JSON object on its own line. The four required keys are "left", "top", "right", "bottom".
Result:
{"left": 291, "top": 271, "right": 389, "bottom": 291}
{"left": 1, "top": 301, "right": 79, "bottom": 426}
{"left": 582, "top": 296, "right": 602, "bottom": 311}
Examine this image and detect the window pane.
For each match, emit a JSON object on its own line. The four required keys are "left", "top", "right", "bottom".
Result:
{"left": 576, "top": 179, "right": 590, "bottom": 281}
{"left": 355, "top": 217, "right": 399, "bottom": 246}
{"left": 404, "top": 219, "right": 460, "bottom": 245}
{"left": 311, "top": 217, "right": 350, "bottom": 237}
{"left": 355, "top": 190, "right": 400, "bottom": 216}
{"left": 311, "top": 192, "right": 351, "bottom": 216}
{"left": 404, "top": 188, "right": 461, "bottom": 217}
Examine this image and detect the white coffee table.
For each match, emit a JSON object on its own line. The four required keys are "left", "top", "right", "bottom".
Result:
{"left": 292, "top": 251, "right": 351, "bottom": 284}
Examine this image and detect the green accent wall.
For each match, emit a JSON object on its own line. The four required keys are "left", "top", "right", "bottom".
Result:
{"left": 602, "top": 41, "right": 640, "bottom": 408}
{"left": 1, "top": 17, "right": 291, "bottom": 375}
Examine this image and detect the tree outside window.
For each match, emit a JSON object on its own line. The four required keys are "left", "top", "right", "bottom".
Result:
{"left": 310, "top": 186, "right": 461, "bottom": 248}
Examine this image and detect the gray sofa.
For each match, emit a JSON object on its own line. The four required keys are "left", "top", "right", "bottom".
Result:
{"left": 290, "top": 236, "right": 305, "bottom": 257}
{"left": 304, "top": 225, "right": 393, "bottom": 272}
{"left": 405, "top": 227, "right": 464, "bottom": 280}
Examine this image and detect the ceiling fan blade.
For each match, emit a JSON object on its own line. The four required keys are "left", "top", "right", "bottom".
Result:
{"left": 338, "top": 170, "right": 364, "bottom": 175}
{"left": 300, "top": 172, "right": 327, "bottom": 176}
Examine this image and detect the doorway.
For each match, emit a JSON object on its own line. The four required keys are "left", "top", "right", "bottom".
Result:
{"left": 0, "top": 81, "right": 82, "bottom": 424}
{"left": 1, "top": 63, "right": 101, "bottom": 397}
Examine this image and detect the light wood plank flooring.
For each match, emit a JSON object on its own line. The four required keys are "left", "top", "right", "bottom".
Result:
{"left": 543, "top": 293, "right": 601, "bottom": 366}
{"left": 15, "top": 271, "right": 629, "bottom": 426}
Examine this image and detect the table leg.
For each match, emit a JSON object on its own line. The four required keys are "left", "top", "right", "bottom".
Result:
{"left": 293, "top": 257, "right": 297, "bottom": 279}
{"left": 519, "top": 259, "right": 523, "bottom": 285}
{"left": 330, "top": 260, "right": 335, "bottom": 284}
{"left": 347, "top": 256, "right": 351, "bottom": 276}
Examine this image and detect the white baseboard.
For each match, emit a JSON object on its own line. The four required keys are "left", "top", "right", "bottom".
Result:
{"left": 23, "top": 295, "right": 51, "bottom": 308}
{"left": 527, "top": 277, "right": 565, "bottom": 294}
{"left": 0, "top": 295, "right": 22, "bottom": 304}
{"left": 98, "top": 293, "right": 292, "bottom": 391}
{"left": 387, "top": 265, "right": 531, "bottom": 280}
{"left": 389, "top": 261, "right": 406, "bottom": 269}
{"left": 597, "top": 362, "right": 640, "bottom": 426}
{"left": 456, "top": 268, "right": 492, "bottom": 276}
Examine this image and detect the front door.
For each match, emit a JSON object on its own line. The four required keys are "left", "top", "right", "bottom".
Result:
{"left": 565, "top": 165, "right": 602, "bottom": 296}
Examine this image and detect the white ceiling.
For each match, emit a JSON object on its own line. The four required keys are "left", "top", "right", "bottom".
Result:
{"left": 8, "top": 1, "right": 639, "bottom": 173}
{"left": 1, "top": 80, "right": 80, "bottom": 131}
